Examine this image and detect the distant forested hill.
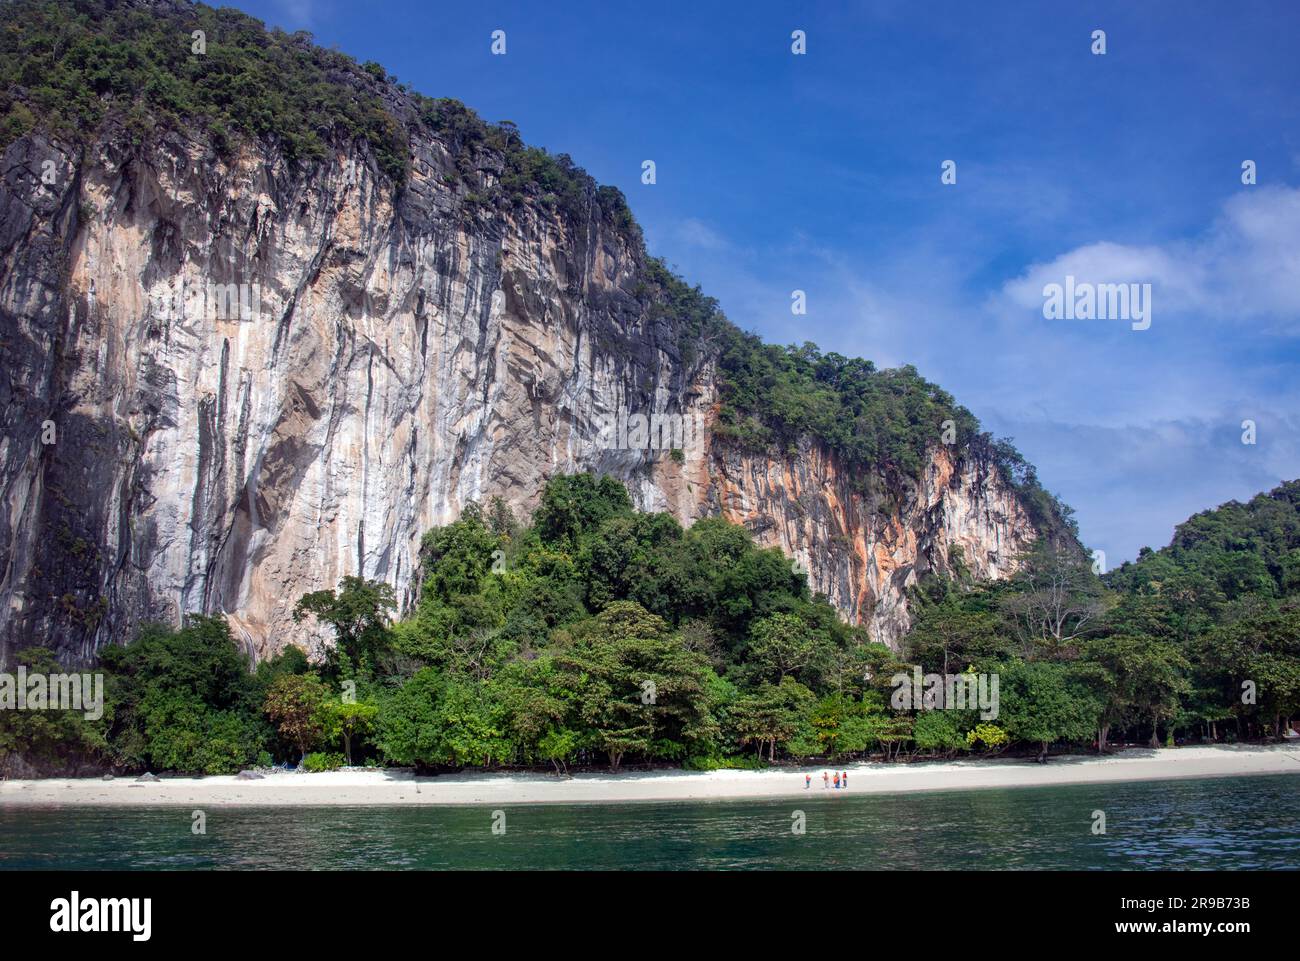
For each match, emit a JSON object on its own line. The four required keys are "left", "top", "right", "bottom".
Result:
{"left": 1105, "top": 480, "right": 1300, "bottom": 610}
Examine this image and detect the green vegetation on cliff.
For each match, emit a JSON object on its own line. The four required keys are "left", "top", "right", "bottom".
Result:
{"left": 1104, "top": 479, "right": 1300, "bottom": 608}
{"left": 646, "top": 267, "right": 1074, "bottom": 534}
{"left": 903, "top": 479, "right": 1300, "bottom": 753}
{"left": 0, "top": 0, "right": 410, "bottom": 178}
{"left": 0, "top": 1, "right": 631, "bottom": 221}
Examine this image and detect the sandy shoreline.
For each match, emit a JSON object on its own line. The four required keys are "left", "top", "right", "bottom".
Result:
{"left": 2, "top": 744, "right": 1297, "bottom": 808}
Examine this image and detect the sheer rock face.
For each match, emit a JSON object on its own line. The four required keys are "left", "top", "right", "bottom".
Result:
{"left": 0, "top": 128, "right": 1034, "bottom": 666}
{"left": 693, "top": 443, "right": 1035, "bottom": 644}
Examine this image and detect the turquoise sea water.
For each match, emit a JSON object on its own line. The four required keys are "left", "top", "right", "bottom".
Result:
{"left": 2, "top": 773, "right": 1297, "bottom": 870}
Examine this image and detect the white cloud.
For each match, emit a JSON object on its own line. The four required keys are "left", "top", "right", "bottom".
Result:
{"left": 998, "top": 186, "right": 1300, "bottom": 329}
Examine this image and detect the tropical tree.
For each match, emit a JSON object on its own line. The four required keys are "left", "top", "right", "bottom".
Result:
{"left": 553, "top": 602, "right": 717, "bottom": 769}
{"left": 746, "top": 612, "right": 835, "bottom": 686}
{"left": 322, "top": 699, "right": 379, "bottom": 766}
{"left": 293, "top": 576, "right": 397, "bottom": 680}
{"left": 98, "top": 616, "right": 268, "bottom": 774}
{"left": 0, "top": 647, "right": 106, "bottom": 776}
{"left": 264, "top": 674, "right": 329, "bottom": 765}
{"left": 1081, "top": 634, "right": 1190, "bottom": 749}
{"left": 998, "top": 660, "right": 1102, "bottom": 762}
{"left": 730, "top": 677, "right": 815, "bottom": 760}
{"left": 1001, "top": 542, "right": 1105, "bottom": 658}
{"left": 912, "top": 709, "right": 968, "bottom": 757}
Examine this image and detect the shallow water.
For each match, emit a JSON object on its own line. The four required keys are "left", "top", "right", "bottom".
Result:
{"left": 2, "top": 773, "right": 1297, "bottom": 870}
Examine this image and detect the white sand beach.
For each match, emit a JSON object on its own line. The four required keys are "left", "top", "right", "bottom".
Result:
{"left": 2, "top": 743, "right": 1298, "bottom": 808}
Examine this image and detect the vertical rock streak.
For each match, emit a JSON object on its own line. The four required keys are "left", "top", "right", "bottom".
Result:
{"left": 0, "top": 131, "right": 1035, "bottom": 664}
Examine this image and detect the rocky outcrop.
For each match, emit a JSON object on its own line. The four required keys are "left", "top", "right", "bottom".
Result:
{"left": 690, "top": 442, "right": 1034, "bottom": 644}
{"left": 0, "top": 119, "right": 1036, "bottom": 666}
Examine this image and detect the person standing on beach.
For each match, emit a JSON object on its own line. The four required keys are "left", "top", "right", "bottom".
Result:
{"left": 842, "top": 771, "right": 848, "bottom": 789}
{"left": 823, "top": 771, "right": 830, "bottom": 788}
{"left": 834, "top": 772, "right": 840, "bottom": 789}
{"left": 805, "top": 773, "right": 811, "bottom": 789}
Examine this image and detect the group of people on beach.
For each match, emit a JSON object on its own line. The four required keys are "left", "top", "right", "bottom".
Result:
{"left": 804, "top": 771, "right": 849, "bottom": 790}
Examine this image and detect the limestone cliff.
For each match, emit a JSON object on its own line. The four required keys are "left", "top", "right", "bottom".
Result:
{"left": 0, "top": 46, "right": 1041, "bottom": 666}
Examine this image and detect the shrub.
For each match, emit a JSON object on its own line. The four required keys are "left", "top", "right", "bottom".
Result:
{"left": 302, "top": 752, "right": 345, "bottom": 772}
{"left": 965, "top": 723, "right": 1010, "bottom": 751}
{"left": 682, "top": 754, "right": 767, "bottom": 771}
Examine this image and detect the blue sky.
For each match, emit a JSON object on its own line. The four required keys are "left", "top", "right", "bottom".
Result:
{"left": 231, "top": 0, "right": 1300, "bottom": 566}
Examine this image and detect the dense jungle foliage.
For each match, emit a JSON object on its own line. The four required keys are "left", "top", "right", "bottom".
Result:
{"left": 5, "top": 477, "right": 1296, "bottom": 776}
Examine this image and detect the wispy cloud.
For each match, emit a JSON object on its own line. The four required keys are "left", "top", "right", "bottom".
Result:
{"left": 999, "top": 186, "right": 1300, "bottom": 332}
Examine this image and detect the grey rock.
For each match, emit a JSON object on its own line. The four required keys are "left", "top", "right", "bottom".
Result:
{"left": 0, "top": 124, "right": 1039, "bottom": 664}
